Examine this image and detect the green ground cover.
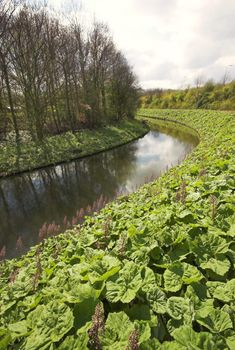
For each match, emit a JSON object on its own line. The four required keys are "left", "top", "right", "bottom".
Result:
{"left": 0, "top": 120, "right": 148, "bottom": 178}
{"left": 0, "top": 109, "right": 235, "bottom": 349}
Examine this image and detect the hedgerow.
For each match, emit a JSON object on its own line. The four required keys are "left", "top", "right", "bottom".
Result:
{"left": 0, "top": 109, "right": 234, "bottom": 349}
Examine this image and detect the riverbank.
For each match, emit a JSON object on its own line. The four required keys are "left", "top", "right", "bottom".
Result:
{"left": 0, "top": 119, "right": 149, "bottom": 178}
{"left": 0, "top": 110, "right": 235, "bottom": 349}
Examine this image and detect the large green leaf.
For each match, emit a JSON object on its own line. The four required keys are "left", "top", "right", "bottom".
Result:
{"left": 8, "top": 320, "right": 28, "bottom": 340}
{"left": 177, "top": 209, "right": 194, "bottom": 222}
{"left": 182, "top": 263, "right": 203, "bottom": 284}
{"left": 167, "top": 318, "right": 184, "bottom": 335}
{"left": 164, "top": 267, "right": 182, "bottom": 292}
{"left": 145, "top": 285, "right": 167, "bottom": 314}
{"left": 100, "top": 312, "right": 134, "bottom": 349}
{"left": 140, "top": 338, "right": 161, "bottom": 349}
{"left": 8, "top": 266, "right": 36, "bottom": 299}
{"left": 168, "top": 242, "right": 190, "bottom": 262}
{"left": 24, "top": 301, "right": 74, "bottom": 349}
{"left": 172, "top": 326, "right": 215, "bottom": 349}
{"left": 213, "top": 279, "right": 235, "bottom": 303}
{"left": 58, "top": 334, "right": 89, "bottom": 350}
{"left": 105, "top": 261, "right": 142, "bottom": 303}
{"left": 17, "top": 294, "right": 42, "bottom": 314}
{"left": 134, "top": 320, "right": 151, "bottom": 343}
{"left": 141, "top": 266, "right": 157, "bottom": 292}
{"left": 141, "top": 267, "right": 156, "bottom": 292}
{"left": 124, "top": 304, "right": 151, "bottom": 321}
{"left": 0, "top": 299, "right": 16, "bottom": 316}
{"left": 206, "top": 281, "right": 225, "bottom": 297}
{"left": 86, "top": 255, "right": 121, "bottom": 284}
{"left": 62, "top": 282, "right": 100, "bottom": 304}
{"left": 186, "top": 191, "right": 201, "bottom": 202}
{"left": 196, "top": 308, "right": 233, "bottom": 334}
{"left": 227, "top": 218, "right": 235, "bottom": 237}
{"left": 226, "top": 334, "right": 235, "bottom": 350}
{"left": 190, "top": 234, "right": 230, "bottom": 263}
{"left": 166, "top": 297, "right": 194, "bottom": 322}
{"left": 200, "top": 257, "right": 231, "bottom": 276}
{"left": 73, "top": 297, "right": 98, "bottom": 330}
{"left": 0, "top": 328, "right": 12, "bottom": 350}
{"left": 164, "top": 262, "right": 203, "bottom": 292}
{"left": 185, "top": 283, "right": 208, "bottom": 301}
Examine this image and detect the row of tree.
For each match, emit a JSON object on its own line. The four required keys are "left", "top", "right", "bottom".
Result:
{"left": 0, "top": 1, "right": 139, "bottom": 142}
{"left": 140, "top": 80, "right": 235, "bottom": 110}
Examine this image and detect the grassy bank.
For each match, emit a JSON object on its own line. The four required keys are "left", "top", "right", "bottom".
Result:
{"left": 140, "top": 81, "right": 235, "bottom": 110}
{"left": 0, "top": 110, "right": 235, "bottom": 349}
{"left": 0, "top": 119, "right": 148, "bottom": 178}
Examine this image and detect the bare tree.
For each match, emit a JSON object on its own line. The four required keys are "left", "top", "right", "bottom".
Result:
{"left": 109, "top": 52, "right": 139, "bottom": 120}
{"left": 9, "top": 6, "right": 49, "bottom": 140}
{"left": 0, "top": 1, "right": 139, "bottom": 142}
{"left": 221, "top": 66, "right": 233, "bottom": 85}
{"left": 194, "top": 74, "right": 204, "bottom": 89}
{"left": 0, "top": 0, "right": 22, "bottom": 143}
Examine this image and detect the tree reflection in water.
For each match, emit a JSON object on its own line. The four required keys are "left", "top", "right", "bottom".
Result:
{"left": 0, "top": 128, "right": 198, "bottom": 259}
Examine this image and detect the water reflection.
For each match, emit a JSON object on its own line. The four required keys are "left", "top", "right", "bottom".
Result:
{"left": 0, "top": 126, "right": 198, "bottom": 259}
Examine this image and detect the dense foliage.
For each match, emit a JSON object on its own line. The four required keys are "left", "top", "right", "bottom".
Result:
{"left": 0, "top": 109, "right": 234, "bottom": 349}
{"left": 0, "top": 119, "right": 148, "bottom": 177}
{"left": 0, "top": 1, "right": 139, "bottom": 143}
{"left": 140, "top": 81, "right": 235, "bottom": 110}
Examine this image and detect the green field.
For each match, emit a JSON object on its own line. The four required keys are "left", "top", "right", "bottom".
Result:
{"left": 0, "top": 120, "right": 148, "bottom": 178}
{"left": 0, "top": 109, "right": 234, "bottom": 349}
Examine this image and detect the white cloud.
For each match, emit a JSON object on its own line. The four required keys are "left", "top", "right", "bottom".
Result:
{"left": 48, "top": 0, "right": 235, "bottom": 89}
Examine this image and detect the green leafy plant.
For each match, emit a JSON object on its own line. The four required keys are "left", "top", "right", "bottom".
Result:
{"left": 0, "top": 109, "right": 234, "bottom": 349}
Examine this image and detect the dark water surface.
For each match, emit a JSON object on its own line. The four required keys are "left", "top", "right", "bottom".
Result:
{"left": 0, "top": 125, "right": 198, "bottom": 258}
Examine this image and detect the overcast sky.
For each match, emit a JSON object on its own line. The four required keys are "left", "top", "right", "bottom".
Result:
{"left": 49, "top": 0, "right": 235, "bottom": 89}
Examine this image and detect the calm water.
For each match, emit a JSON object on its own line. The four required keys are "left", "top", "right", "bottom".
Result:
{"left": 0, "top": 125, "right": 198, "bottom": 259}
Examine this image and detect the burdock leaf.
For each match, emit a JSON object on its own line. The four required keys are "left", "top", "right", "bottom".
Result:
{"left": 163, "top": 266, "right": 183, "bottom": 292}
{"left": 8, "top": 320, "right": 28, "bottom": 339}
{"left": 145, "top": 285, "right": 167, "bottom": 314}
{"left": 0, "top": 329, "right": 12, "bottom": 350}
{"left": 200, "top": 257, "right": 230, "bottom": 276}
{"left": 213, "top": 279, "right": 235, "bottom": 303}
{"left": 164, "top": 262, "right": 203, "bottom": 292}
{"left": 25, "top": 301, "right": 74, "bottom": 349}
{"left": 166, "top": 297, "right": 193, "bottom": 321}
{"left": 106, "top": 261, "right": 142, "bottom": 303}
{"left": 100, "top": 312, "right": 134, "bottom": 349}
{"left": 172, "top": 326, "right": 215, "bottom": 349}
{"left": 58, "top": 334, "right": 89, "bottom": 350}
{"left": 196, "top": 308, "right": 233, "bottom": 333}
{"left": 87, "top": 255, "right": 121, "bottom": 284}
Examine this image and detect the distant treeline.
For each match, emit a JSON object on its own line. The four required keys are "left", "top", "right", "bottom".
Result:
{"left": 0, "top": 1, "right": 139, "bottom": 142}
{"left": 140, "top": 80, "right": 235, "bottom": 110}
